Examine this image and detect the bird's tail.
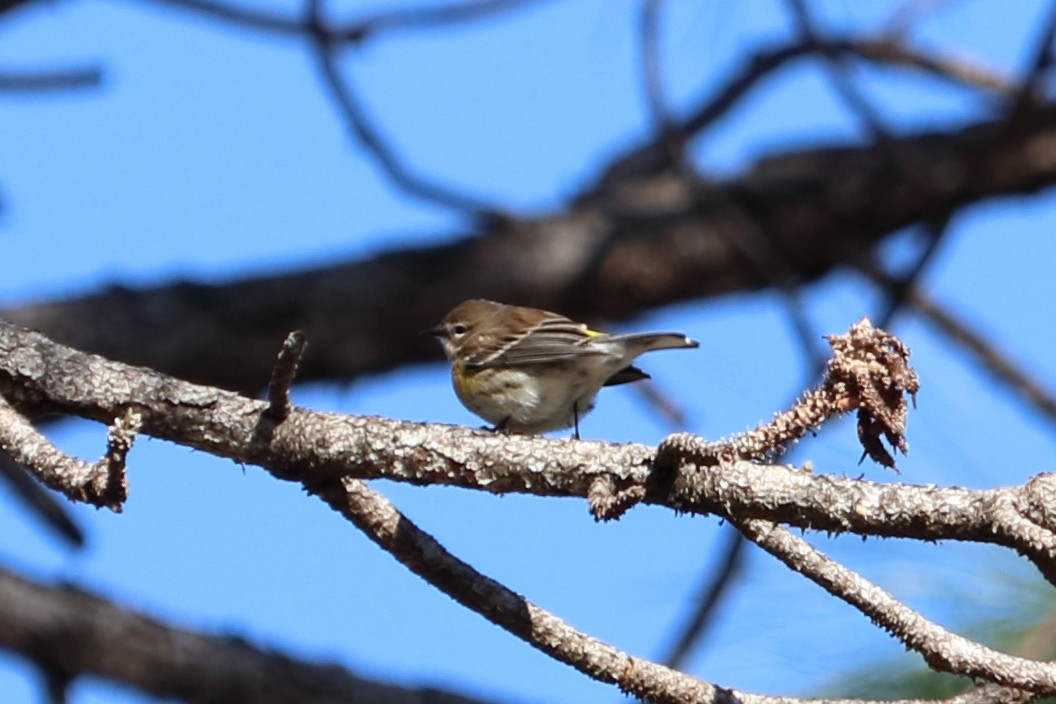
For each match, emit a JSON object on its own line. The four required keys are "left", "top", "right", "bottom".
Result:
{"left": 612, "top": 332, "right": 700, "bottom": 356}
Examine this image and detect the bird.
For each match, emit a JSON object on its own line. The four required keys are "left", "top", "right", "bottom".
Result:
{"left": 428, "top": 299, "right": 699, "bottom": 438}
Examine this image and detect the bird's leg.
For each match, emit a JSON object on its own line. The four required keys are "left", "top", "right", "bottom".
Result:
{"left": 572, "top": 403, "right": 581, "bottom": 440}
{"left": 488, "top": 416, "right": 511, "bottom": 434}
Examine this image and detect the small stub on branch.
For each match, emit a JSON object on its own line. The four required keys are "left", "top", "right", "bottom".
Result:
{"left": 265, "top": 330, "right": 308, "bottom": 422}
{"left": 588, "top": 474, "right": 646, "bottom": 521}
{"left": 824, "top": 317, "right": 919, "bottom": 470}
{"left": 94, "top": 406, "right": 142, "bottom": 510}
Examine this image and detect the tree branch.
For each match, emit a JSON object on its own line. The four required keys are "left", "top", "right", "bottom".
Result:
{"left": 589, "top": 35, "right": 1012, "bottom": 192}
{"left": 0, "top": 318, "right": 1051, "bottom": 577}
{"left": 145, "top": 0, "right": 545, "bottom": 43}
{"left": 737, "top": 517, "right": 1056, "bottom": 695}
{"left": 0, "top": 565, "right": 497, "bottom": 704}
{"left": 8, "top": 104, "right": 1056, "bottom": 394}
{"left": 0, "top": 67, "right": 102, "bottom": 92}
{"left": 0, "top": 395, "right": 135, "bottom": 511}
{"left": 1, "top": 306, "right": 1054, "bottom": 698}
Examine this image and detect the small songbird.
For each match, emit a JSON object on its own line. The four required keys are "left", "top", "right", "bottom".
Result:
{"left": 429, "top": 299, "right": 699, "bottom": 437}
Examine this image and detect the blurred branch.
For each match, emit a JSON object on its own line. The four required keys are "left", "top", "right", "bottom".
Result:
{"left": 1013, "top": 0, "right": 1056, "bottom": 114}
{"left": 912, "top": 290, "right": 1056, "bottom": 429}
{"left": 9, "top": 100, "right": 1056, "bottom": 394}
{"left": 781, "top": 1, "right": 957, "bottom": 335}
{"left": 882, "top": 0, "right": 962, "bottom": 38}
{"left": 637, "top": 0, "right": 826, "bottom": 373}
{"left": 860, "top": 264, "right": 1056, "bottom": 430}
{"left": 658, "top": 526, "right": 747, "bottom": 671}
{"left": 592, "top": 34, "right": 1012, "bottom": 192}
{"left": 141, "top": 0, "right": 532, "bottom": 215}
{"left": 147, "top": 0, "right": 545, "bottom": 42}
{"left": 0, "top": 566, "right": 497, "bottom": 704}
{"left": 783, "top": 0, "right": 892, "bottom": 141}
{"left": 874, "top": 214, "right": 952, "bottom": 329}
{"left": 0, "top": 67, "right": 102, "bottom": 92}
{"left": 308, "top": 14, "right": 500, "bottom": 217}
{"left": 0, "top": 455, "right": 84, "bottom": 546}
{"left": 0, "top": 0, "right": 36, "bottom": 16}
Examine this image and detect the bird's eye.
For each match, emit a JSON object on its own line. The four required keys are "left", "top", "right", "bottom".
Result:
{"left": 451, "top": 323, "right": 468, "bottom": 337}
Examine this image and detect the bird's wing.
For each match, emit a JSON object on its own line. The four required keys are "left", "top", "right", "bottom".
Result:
{"left": 470, "top": 316, "right": 606, "bottom": 367}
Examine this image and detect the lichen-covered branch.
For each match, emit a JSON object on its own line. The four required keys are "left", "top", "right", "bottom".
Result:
{"left": 737, "top": 518, "right": 1056, "bottom": 695}
{"left": 0, "top": 317, "right": 1051, "bottom": 565}
{"left": 1, "top": 305, "right": 1055, "bottom": 698}
{"left": 0, "top": 394, "right": 134, "bottom": 511}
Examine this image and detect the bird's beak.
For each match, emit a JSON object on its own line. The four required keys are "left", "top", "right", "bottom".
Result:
{"left": 423, "top": 325, "right": 445, "bottom": 338}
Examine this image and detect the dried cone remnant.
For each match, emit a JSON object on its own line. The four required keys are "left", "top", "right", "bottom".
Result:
{"left": 824, "top": 318, "right": 919, "bottom": 470}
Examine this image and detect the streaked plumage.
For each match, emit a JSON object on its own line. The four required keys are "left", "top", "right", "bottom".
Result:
{"left": 430, "top": 299, "right": 699, "bottom": 436}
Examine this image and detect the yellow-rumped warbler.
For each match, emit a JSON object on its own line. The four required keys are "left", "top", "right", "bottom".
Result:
{"left": 429, "top": 299, "right": 699, "bottom": 437}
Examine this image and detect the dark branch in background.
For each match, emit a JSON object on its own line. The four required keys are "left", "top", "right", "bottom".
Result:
{"left": 0, "top": 566, "right": 497, "bottom": 704}
{"left": 881, "top": 0, "right": 962, "bottom": 39}
{"left": 1012, "top": 0, "right": 1056, "bottom": 114}
{"left": 8, "top": 100, "right": 1056, "bottom": 394}
{"left": 783, "top": 0, "right": 955, "bottom": 338}
{"left": 0, "top": 455, "right": 83, "bottom": 545}
{"left": 147, "top": 0, "right": 545, "bottom": 42}
{"left": 307, "top": 14, "right": 501, "bottom": 217}
{"left": 0, "top": 0, "right": 36, "bottom": 17}
{"left": 659, "top": 526, "right": 747, "bottom": 671}
{"left": 0, "top": 67, "right": 102, "bottom": 92}
{"left": 911, "top": 288, "right": 1056, "bottom": 429}
{"left": 784, "top": 0, "right": 892, "bottom": 142}
{"left": 873, "top": 214, "right": 952, "bottom": 329}
{"left": 638, "top": 0, "right": 826, "bottom": 374}
{"left": 143, "top": 0, "right": 539, "bottom": 215}
{"left": 590, "top": 35, "right": 1012, "bottom": 194}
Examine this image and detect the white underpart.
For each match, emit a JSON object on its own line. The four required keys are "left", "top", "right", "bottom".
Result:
{"left": 455, "top": 350, "right": 627, "bottom": 434}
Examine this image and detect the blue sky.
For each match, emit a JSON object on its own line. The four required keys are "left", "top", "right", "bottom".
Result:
{"left": 2, "top": 1, "right": 1056, "bottom": 702}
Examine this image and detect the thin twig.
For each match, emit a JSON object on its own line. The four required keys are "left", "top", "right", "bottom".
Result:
{"left": 1012, "top": 0, "right": 1056, "bottom": 114}
{"left": 659, "top": 527, "right": 747, "bottom": 670}
{"left": 0, "top": 68, "right": 102, "bottom": 92}
{"left": 859, "top": 264, "right": 1056, "bottom": 430}
{"left": 146, "top": 0, "right": 545, "bottom": 42}
{"left": 592, "top": 36, "right": 1011, "bottom": 192}
{"left": 307, "top": 15, "right": 500, "bottom": 216}
{"left": 874, "top": 214, "right": 952, "bottom": 330}
{"left": 784, "top": 0, "right": 891, "bottom": 142}
{"left": 912, "top": 290, "right": 1056, "bottom": 428}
